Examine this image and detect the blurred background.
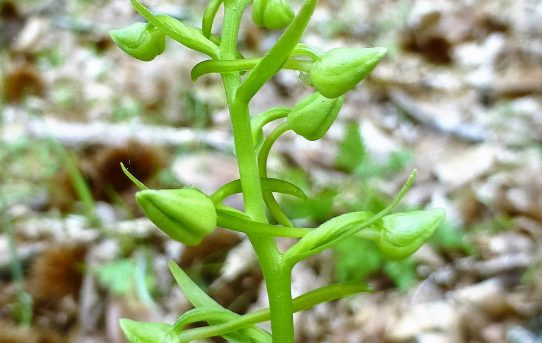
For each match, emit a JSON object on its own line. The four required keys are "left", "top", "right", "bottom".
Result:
{"left": 1, "top": 0, "right": 541, "bottom": 342}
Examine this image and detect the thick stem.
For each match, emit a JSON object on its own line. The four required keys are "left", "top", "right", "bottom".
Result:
{"left": 220, "top": 1, "right": 294, "bottom": 342}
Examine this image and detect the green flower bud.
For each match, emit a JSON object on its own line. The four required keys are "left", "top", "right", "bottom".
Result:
{"left": 309, "top": 47, "right": 387, "bottom": 98}
{"left": 252, "top": 0, "right": 294, "bottom": 30}
{"left": 287, "top": 92, "right": 344, "bottom": 141}
{"left": 110, "top": 22, "right": 166, "bottom": 61}
{"left": 136, "top": 188, "right": 217, "bottom": 245}
{"left": 374, "top": 209, "right": 445, "bottom": 260}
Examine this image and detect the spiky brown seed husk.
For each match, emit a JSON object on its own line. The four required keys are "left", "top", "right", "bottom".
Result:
{"left": 29, "top": 245, "right": 86, "bottom": 302}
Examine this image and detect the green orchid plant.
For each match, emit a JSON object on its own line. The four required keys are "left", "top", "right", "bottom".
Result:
{"left": 111, "top": 0, "right": 445, "bottom": 342}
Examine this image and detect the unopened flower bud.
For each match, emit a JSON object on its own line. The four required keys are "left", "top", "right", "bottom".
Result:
{"left": 309, "top": 47, "right": 387, "bottom": 98}
{"left": 374, "top": 209, "right": 445, "bottom": 260}
{"left": 252, "top": 0, "right": 294, "bottom": 30}
{"left": 136, "top": 189, "right": 216, "bottom": 245}
{"left": 110, "top": 22, "right": 166, "bottom": 61}
{"left": 287, "top": 92, "right": 344, "bottom": 141}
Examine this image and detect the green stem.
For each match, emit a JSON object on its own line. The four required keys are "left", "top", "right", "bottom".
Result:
{"left": 258, "top": 122, "right": 293, "bottom": 227}
{"left": 220, "top": 2, "right": 297, "bottom": 341}
{"left": 202, "top": 0, "right": 223, "bottom": 38}
{"left": 251, "top": 107, "right": 290, "bottom": 135}
{"left": 220, "top": 1, "right": 295, "bottom": 342}
{"left": 221, "top": 16, "right": 266, "bottom": 221}
{"left": 217, "top": 209, "right": 310, "bottom": 238}
{"left": 210, "top": 177, "right": 306, "bottom": 204}
{"left": 291, "top": 43, "right": 322, "bottom": 60}
{"left": 191, "top": 58, "right": 312, "bottom": 81}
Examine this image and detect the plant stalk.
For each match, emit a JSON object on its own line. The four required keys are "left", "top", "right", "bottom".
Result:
{"left": 219, "top": 1, "right": 294, "bottom": 341}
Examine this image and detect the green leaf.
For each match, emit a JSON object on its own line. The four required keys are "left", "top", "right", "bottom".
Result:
{"left": 168, "top": 261, "right": 271, "bottom": 343}
{"left": 336, "top": 122, "right": 365, "bottom": 172}
{"left": 155, "top": 15, "right": 219, "bottom": 58}
{"left": 168, "top": 261, "right": 221, "bottom": 308}
{"left": 129, "top": 0, "right": 219, "bottom": 58}
{"left": 284, "top": 211, "right": 374, "bottom": 264}
{"left": 172, "top": 282, "right": 370, "bottom": 342}
{"left": 292, "top": 282, "right": 372, "bottom": 311}
{"left": 172, "top": 307, "right": 234, "bottom": 331}
{"left": 120, "top": 319, "right": 173, "bottom": 343}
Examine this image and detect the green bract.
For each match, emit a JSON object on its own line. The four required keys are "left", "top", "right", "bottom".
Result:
{"left": 110, "top": 22, "right": 166, "bottom": 61}
{"left": 310, "top": 47, "right": 387, "bottom": 98}
{"left": 373, "top": 209, "right": 445, "bottom": 260}
{"left": 153, "top": 15, "right": 219, "bottom": 58}
{"left": 136, "top": 189, "right": 217, "bottom": 245}
{"left": 252, "top": 0, "right": 294, "bottom": 30}
{"left": 287, "top": 92, "right": 344, "bottom": 141}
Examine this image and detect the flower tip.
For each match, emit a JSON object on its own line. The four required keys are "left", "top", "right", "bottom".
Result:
{"left": 373, "top": 47, "right": 388, "bottom": 58}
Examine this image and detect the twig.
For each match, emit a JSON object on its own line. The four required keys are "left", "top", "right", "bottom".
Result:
{"left": 25, "top": 117, "right": 233, "bottom": 151}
